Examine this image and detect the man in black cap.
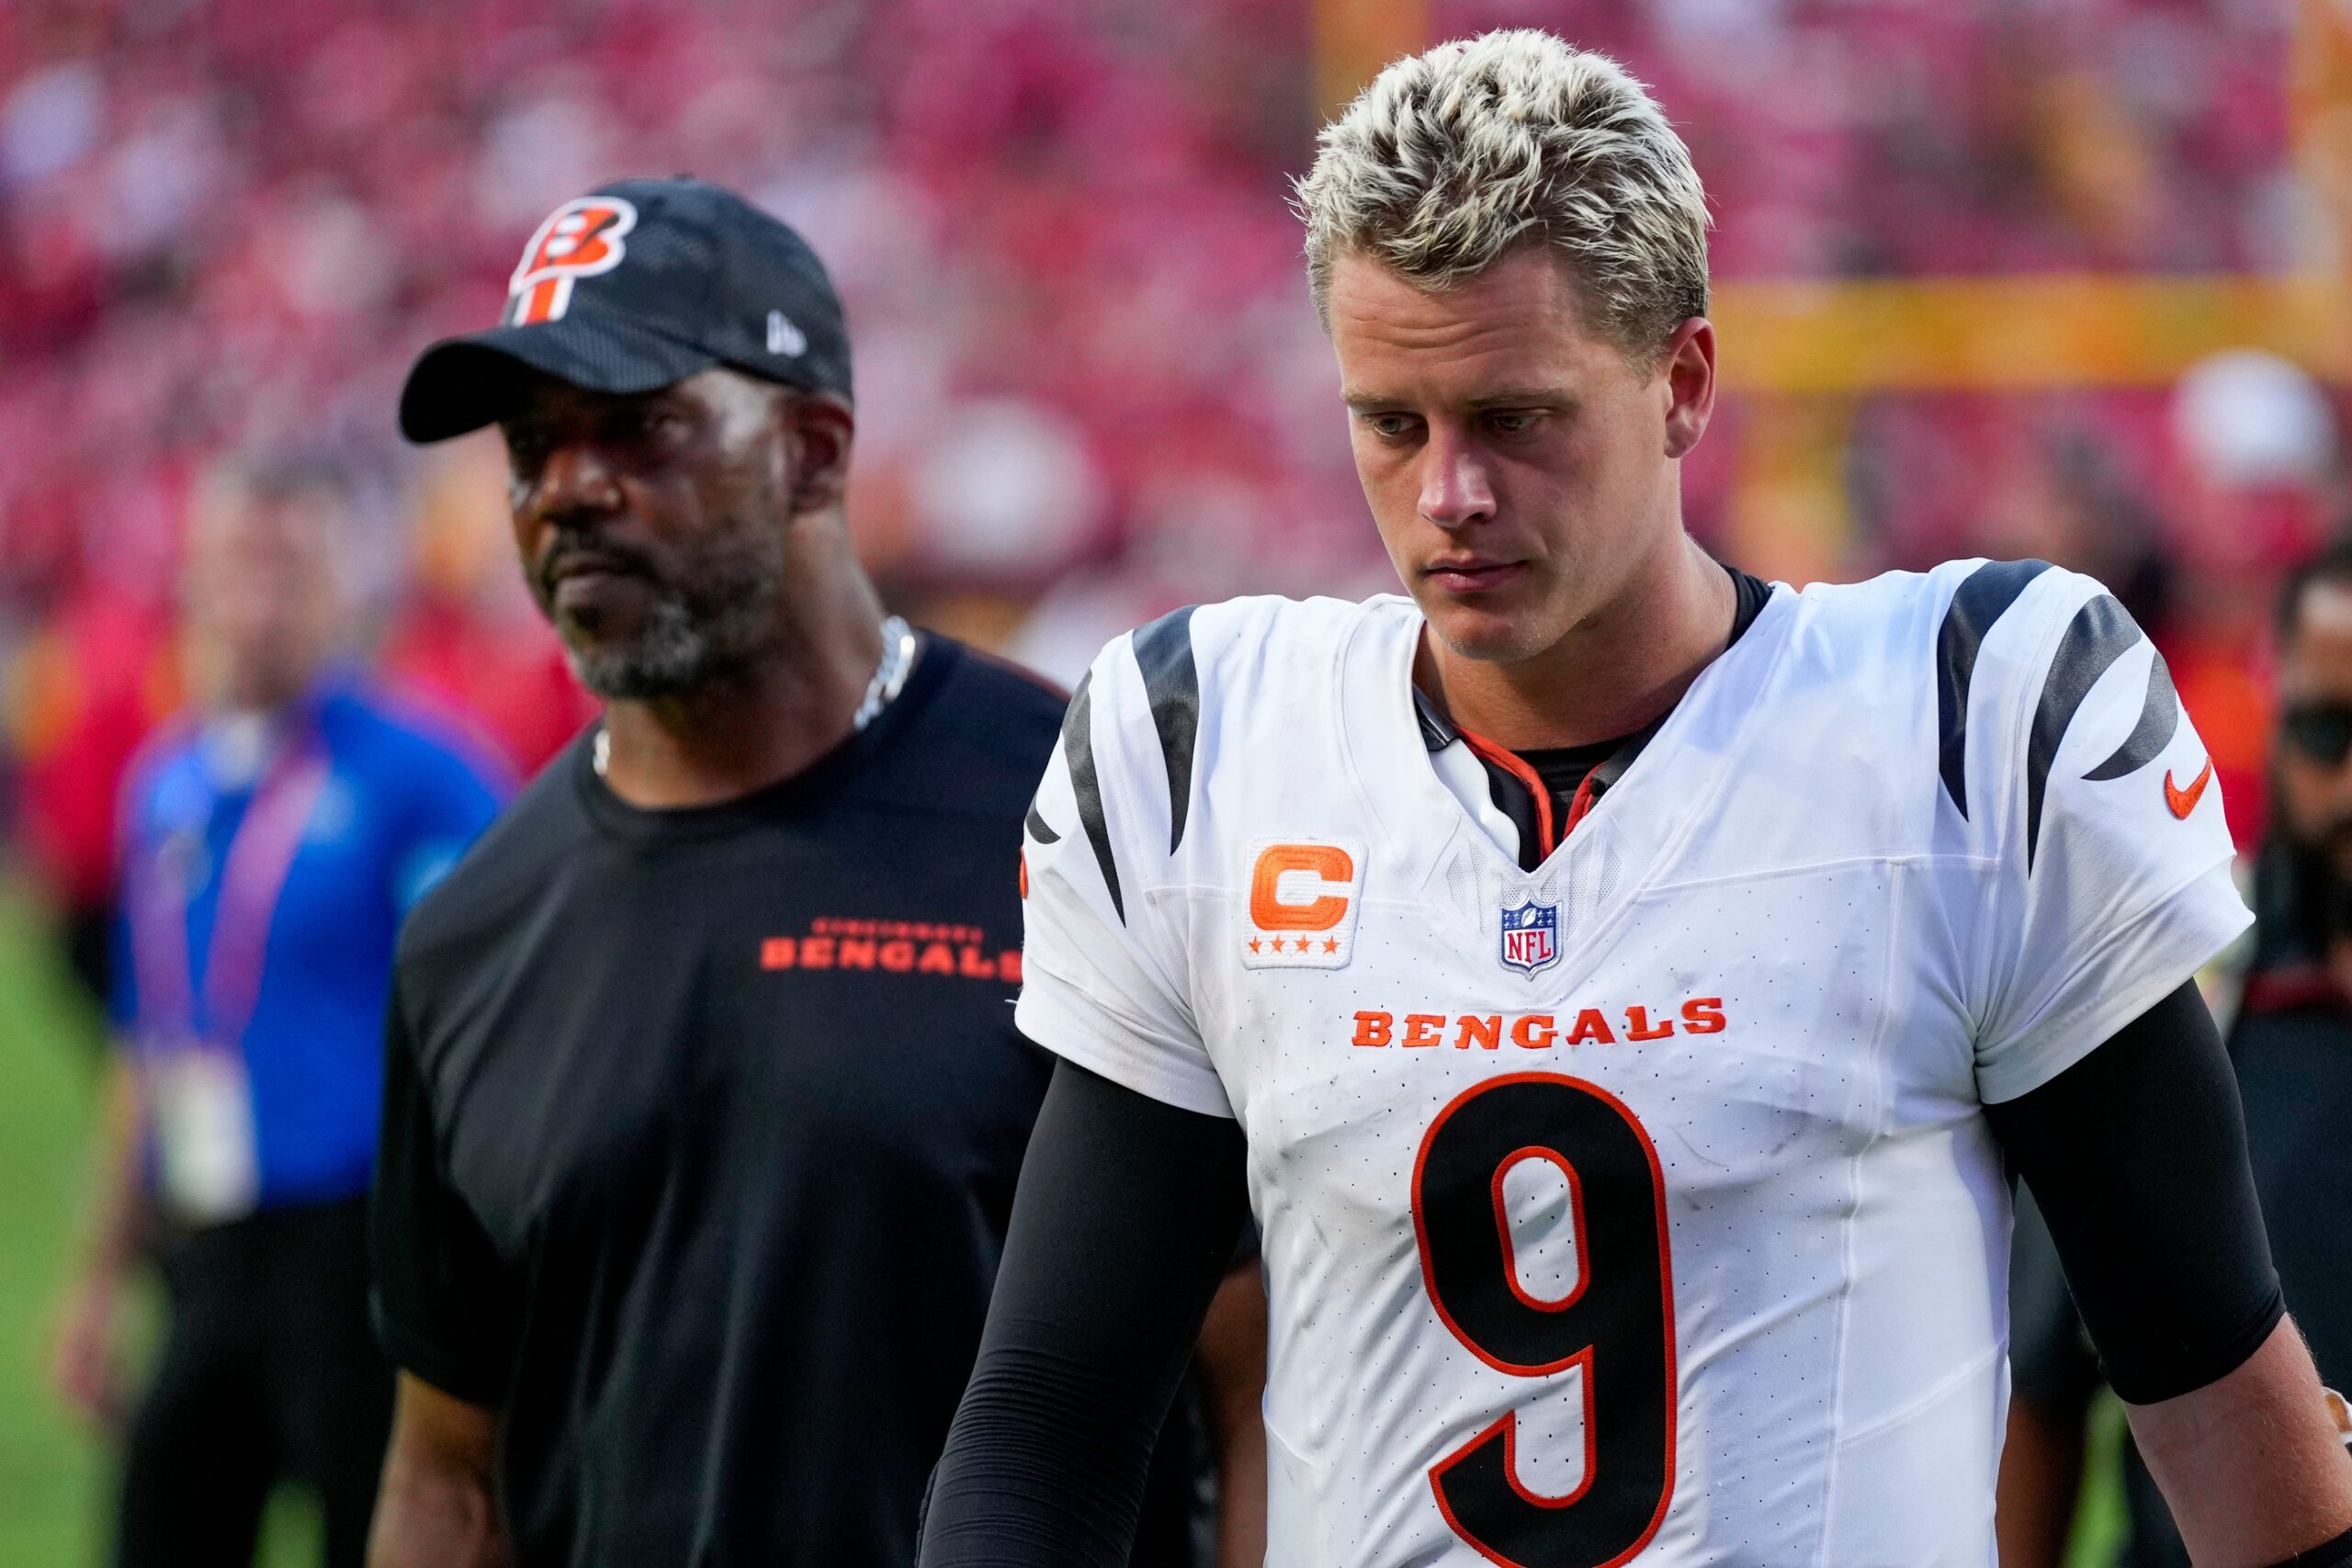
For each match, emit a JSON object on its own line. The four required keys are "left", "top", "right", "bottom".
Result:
{"left": 366, "top": 177, "right": 1264, "bottom": 1568}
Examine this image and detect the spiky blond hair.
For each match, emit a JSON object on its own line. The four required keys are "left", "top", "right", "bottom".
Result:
{"left": 1294, "top": 29, "right": 1710, "bottom": 358}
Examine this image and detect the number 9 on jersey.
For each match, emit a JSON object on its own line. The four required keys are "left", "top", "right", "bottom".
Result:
{"left": 1410, "top": 1073, "right": 1678, "bottom": 1568}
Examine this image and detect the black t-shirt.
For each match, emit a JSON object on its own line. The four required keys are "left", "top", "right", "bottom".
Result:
{"left": 373, "top": 637, "right": 1160, "bottom": 1566}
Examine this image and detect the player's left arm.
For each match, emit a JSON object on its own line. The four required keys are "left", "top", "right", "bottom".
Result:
{"left": 1957, "top": 568, "right": 2352, "bottom": 1563}
{"left": 1987, "top": 983, "right": 2352, "bottom": 1567}
{"left": 2134, "top": 1332, "right": 2352, "bottom": 1568}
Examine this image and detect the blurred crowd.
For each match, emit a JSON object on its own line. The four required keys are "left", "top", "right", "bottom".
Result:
{"left": 1, "top": 0, "right": 2346, "bottom": 949}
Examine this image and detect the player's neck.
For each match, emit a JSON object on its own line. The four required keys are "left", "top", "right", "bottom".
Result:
{"left": 598, "top": 532, "right": 889, "bottom": 809}
{"left": 1418, "top": 531, "right": 1735, "bottom": 751}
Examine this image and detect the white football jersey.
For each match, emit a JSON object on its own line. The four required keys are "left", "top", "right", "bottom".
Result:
{"left": 1016, "top": 560, "right": 2250, "bottom": 1568}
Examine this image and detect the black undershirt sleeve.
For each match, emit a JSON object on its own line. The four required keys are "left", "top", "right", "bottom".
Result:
{"left": 919, "top": 1057, "right": 1250, "bottom": 1568}
{"left": 1984, "top": 980, "right": 2285, "bottom": 1406}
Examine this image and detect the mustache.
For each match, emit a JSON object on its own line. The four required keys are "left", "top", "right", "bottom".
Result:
{"left": 535, "top": 534, "right": 662, "bottom": 599}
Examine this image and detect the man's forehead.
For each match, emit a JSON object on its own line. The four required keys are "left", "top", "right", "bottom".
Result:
{"left": 1328, "top": 248, "right": 1618, "bottom": 401}
{"left": 500, "top": 367, "right": 797, "bottom": 440}
{"left": 503, "top": 368, "right": 686, "bottom": 418}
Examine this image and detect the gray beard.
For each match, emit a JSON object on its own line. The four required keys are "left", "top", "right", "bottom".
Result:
{"left": 557, "top": 533, "right": 786, "bottom": 701}
{"left": 563, "top": 590, "right": 718, "bottom": 699}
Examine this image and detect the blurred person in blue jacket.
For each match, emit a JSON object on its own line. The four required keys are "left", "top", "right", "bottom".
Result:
{"left": 49, "top": 453, "right": 508, "bottom": 1568}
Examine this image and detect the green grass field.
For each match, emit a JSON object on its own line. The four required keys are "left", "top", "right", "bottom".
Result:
{"left": 0, "top": 873, "right": 112, "bottom": 1563}
{"left": 0, "top": 875, "right": 318, "bottom": 1566}
{"left": 0, "top": 870, "right": 2128, "bottom": 1566}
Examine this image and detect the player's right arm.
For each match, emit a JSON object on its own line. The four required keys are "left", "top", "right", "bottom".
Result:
{"left": 368, "top": 1374, "right": 509, "bottom": 1568}
{"left": 921, "top": 1059, "right": 1249, "bottom": 1567}
{"left": 922, "top": 624, "right": 1252, "bottom": 1565}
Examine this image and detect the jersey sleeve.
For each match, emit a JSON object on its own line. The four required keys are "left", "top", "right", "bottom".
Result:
{"left": 1014, "top": 633, "right": 1229, "bottom": 1119}
{"left": 369, "top": 973, "right": 518, "bottom": 1404}
{"left": 1959, "top": 567, "right": 2252, "bottom": 1102}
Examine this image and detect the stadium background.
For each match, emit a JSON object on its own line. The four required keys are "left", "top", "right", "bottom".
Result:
{"left": 1, "top": 0, "right": 2346, "bottom": 1560}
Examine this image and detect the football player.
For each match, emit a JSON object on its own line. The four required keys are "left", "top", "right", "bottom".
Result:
{"left": 920, "top": 30, "right": 2352, "bottom": 1568}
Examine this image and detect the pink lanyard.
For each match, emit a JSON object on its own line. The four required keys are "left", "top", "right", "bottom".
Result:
{"left": 129, "top": 729, "right": 330, "bottom": 1054}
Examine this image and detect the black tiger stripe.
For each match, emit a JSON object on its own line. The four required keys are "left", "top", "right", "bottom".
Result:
{"left": 1937, "top": 558, "right": 2053, "bottom": 818}
{"left": 2082, "top": 647, "right": 2182, "bottom": 783}
{"left": 1131, "top": 606, "right": 1201, "bottom": 854}
{"left": 1023, "top": 802, "right": 1060, "bottom": 844}
{"left": 2027, "top": 594, "right": 2145, "bottom": 867}
{"left": 1059, "top": 671, "right": 1124, "bottom": 922}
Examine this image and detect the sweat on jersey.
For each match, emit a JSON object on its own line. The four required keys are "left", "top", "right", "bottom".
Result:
{"left": 1015, "top": 561, "right": 2249, "bottom": 1568}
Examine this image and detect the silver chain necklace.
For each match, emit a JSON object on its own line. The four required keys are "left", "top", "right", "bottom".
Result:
{"left": 592, "top": 615, "right": 917, "bottom": 778}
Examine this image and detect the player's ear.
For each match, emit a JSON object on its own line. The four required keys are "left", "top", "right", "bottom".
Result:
{"left": 783, "top": 389, "right": 854, "bottom": 515}
{"left": 1659, "top": 317, "right": 1715, "bottom": 461}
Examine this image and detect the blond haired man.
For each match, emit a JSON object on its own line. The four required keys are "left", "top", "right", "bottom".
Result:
{"left": 922, "top": 31, "right": 2352, "bottom": 1567}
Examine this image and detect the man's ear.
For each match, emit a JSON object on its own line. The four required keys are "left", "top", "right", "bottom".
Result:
{"left": 1660, "top": 317, "right": 1716, "bottom": 461}
{"left": 785, "top": 391, "right": 855, "bottom": 514}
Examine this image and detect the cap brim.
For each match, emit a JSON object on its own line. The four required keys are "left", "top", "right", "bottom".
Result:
{"left": 398, "top": 315, "right": 718, "bottom": 443}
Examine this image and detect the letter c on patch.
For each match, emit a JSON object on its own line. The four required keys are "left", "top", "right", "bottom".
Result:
{"left": 1250, "top": 844, "right": 1355, "bottom": 932}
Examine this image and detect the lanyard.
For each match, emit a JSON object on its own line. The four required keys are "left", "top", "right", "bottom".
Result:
{"left": 129, "top": 725, "right": 329, "bottom": 1054}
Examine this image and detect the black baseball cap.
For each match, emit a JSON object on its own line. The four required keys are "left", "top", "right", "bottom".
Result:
{"left": 399, "top": 175, "right": 853, "bottom": 444}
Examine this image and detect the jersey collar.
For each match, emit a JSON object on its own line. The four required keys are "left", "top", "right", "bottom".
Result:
{"left": 1347, "top": 585, "right": 1800, "bottom": 961}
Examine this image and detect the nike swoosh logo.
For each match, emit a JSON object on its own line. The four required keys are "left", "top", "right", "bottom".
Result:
{"left": 2165, "top": 760, "right": 2214, "bottom": 819}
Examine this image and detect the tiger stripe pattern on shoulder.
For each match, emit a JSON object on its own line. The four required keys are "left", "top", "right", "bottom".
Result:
{"left": 1935, "top": 558, "right": 2185, "bottom": 868}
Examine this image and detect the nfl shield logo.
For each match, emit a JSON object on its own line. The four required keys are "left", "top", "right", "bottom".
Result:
{"left": 1498, "top": 899, "right": 1560, "bottom": 975}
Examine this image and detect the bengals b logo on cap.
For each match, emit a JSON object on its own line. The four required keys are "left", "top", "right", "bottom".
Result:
{"left": 506, "top": 197, "right": 639, "bottom": 326}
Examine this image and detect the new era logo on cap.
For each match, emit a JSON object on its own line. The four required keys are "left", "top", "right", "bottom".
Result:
{"left": 508, "top": 197, "right": 639, "bottom": 326}
{"left": 766, "top": 310, "right": 807, "bottom": 356}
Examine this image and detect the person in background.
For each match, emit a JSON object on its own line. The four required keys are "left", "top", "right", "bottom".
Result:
{"left": 49, "top": 453, "right": 508, "bottom": 1568}
{"left": 1999, "top": 536, "right": 2352, "bottom": 1568}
